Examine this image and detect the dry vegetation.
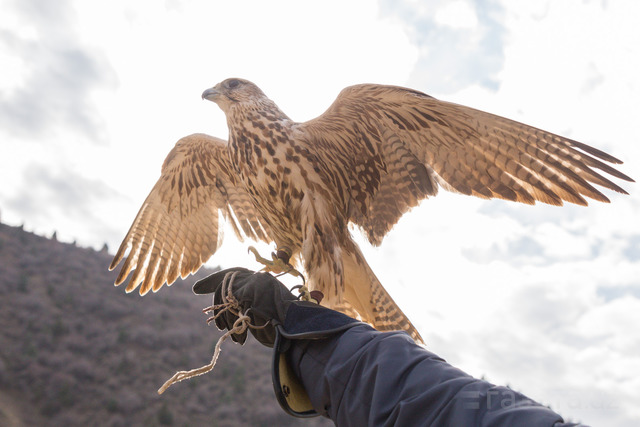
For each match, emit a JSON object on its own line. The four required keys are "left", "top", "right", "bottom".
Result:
{"left": 0, "top": 222, "right": 330, "bottom": 426}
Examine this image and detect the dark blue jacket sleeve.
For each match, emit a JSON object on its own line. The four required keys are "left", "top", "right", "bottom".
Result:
{"left": 288, "top": 324, "right": 580, "bottom": 427}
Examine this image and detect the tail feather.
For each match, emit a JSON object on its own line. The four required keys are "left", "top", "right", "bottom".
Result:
{"left": 339, "top": 245, "right": 425, "bottom": 344}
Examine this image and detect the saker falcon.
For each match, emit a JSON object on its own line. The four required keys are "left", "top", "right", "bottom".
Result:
{"left": 110, "top": 78, "right": 633, "bottom": 344}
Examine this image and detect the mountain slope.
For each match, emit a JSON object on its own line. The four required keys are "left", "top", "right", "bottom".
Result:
{"left": 0, "top": 222, "right": 329, "bottom": 426}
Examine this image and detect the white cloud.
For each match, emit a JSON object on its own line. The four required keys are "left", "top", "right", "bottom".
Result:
{"left": 433, "top": 0, "right": 478, "bottom": 29}
{"left": 379, "top": 0, "right": 505, "bottom": 93}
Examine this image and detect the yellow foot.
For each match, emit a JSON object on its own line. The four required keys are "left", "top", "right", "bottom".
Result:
{"left": 248, "top": 246, "right": 305, "bottom": 282}
{"left": 290, "top": 284, "right": 324, "bottom": 304}
{"left": 292, "top": 284, "right": 312, "bottom": 301}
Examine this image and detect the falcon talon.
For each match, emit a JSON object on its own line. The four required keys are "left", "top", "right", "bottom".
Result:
{"left": 291, "top": 284, "right": 314, "bottom": 303}
{"left": 248, "top": 245, "right": 289, "bottom": 274}
{"left": 279, "top": 266, "right": 306, "bottom": 284}
{"left": 290, "top": 284, "right": 304, "bottom": 299}
{"left": 247, "top": 246, "right": 306, "bottom": 284}
{"left": 247, "top": 246, "right": 273, "bottom": 267}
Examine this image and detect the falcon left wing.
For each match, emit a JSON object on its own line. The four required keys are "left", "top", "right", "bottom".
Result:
{"left": 299, "top": 84, "right": 633, "bottom": 246}
{"left": 109, "top": 133, "right": 272, "bottom": 295}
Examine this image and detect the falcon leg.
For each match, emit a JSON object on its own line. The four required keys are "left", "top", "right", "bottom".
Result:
{"left": 246, "top": 247, "right": 323, "bottom": 303}
{"left": 247, "top": 246, "right": 305, "bottom": 281}
{"left": 247, "top": 246, "right": 323, "bottom": 303}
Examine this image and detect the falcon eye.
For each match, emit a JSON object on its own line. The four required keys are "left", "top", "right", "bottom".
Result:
{"left": 226, "top": 79, "right": 241, "bottom": 89}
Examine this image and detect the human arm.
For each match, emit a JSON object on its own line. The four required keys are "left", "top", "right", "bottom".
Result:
{"left": 194, "top": 268, "right": 581, "bottom": 426}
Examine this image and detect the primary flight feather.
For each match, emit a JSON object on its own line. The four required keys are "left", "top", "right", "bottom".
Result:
{"left": 110, "top": 79, "right": 633, "bottom": 343}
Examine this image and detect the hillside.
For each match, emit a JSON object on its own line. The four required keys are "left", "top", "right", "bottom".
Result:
{"left": 0, "top": 222, "right": 330, "bottom": 426}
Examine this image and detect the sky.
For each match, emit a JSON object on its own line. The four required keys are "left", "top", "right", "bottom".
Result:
{"left": 1, "top": 0, "right": 640, "bottom": 424}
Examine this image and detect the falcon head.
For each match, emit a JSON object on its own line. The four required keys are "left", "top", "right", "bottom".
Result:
{"left": 202, "top": 78, "right": 267, "bottom": 112}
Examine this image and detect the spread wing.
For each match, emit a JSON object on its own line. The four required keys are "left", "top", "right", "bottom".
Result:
{"left": 300, "top": 84, "right": 633, "bottom": 245}
{"left": 109, "top": 133, "right": 272, "bottom": 295}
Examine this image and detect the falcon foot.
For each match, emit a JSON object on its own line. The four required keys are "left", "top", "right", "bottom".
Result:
{"left": 248, "top": 246, "right": 305, "bottom": 282}
{"left": 291, "top": 284, "right": 324, "bottom": 304}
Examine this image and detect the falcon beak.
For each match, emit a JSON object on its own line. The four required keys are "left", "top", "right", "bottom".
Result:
{"left": 201, "top": 87, "right": 221, "bottom": 101}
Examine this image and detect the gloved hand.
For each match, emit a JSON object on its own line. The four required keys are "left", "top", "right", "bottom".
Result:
{"left": 193, "top": 267, "right": 298, "bottom": 347}
{"left": 194, "top": 267, "right": 362, "bottom": 418}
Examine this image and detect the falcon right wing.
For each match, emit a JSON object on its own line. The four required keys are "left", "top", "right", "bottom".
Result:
{"left": 109, "top": 133, "right": 272, "bottom": 295}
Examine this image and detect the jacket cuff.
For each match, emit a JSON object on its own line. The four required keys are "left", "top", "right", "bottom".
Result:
{"left": 271, "top": 301, "right": 363, "bottom": 417}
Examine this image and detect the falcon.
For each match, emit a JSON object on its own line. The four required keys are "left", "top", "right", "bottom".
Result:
{"left": 110, "top": 78, "right": 633, "bottom": 344}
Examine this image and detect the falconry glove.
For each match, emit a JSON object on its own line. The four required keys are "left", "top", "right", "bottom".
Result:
{"left": 193, "top": 267, "right": 297, "bottom": 346}
{"left": 193, "top": 267, "right": 361, "bottom": 417}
